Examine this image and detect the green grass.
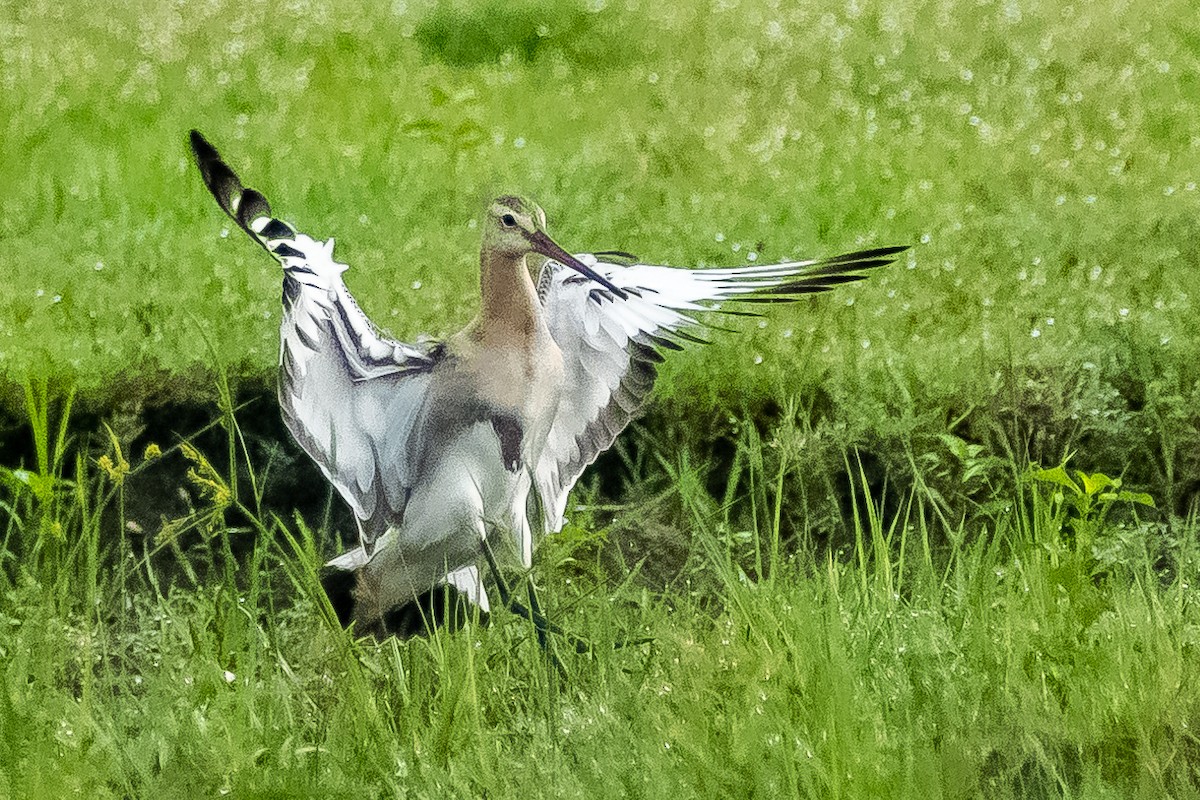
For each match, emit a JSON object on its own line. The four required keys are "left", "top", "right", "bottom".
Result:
{"left": 3, "top": 0, "right": 1200, "bottom": 796}
{"left": 5, "top": 0, "right": 1200, "bottom": 514}
{"left": 1, "top": 396, "right": 1198, "bottom": 798}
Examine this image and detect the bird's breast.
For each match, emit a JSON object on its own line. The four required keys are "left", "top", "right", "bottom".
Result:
{"left": 471, "top": 334, "right": 564, "bottom": 418}
{"left": 423, "top": 334, "right": 563, "bottom": 470}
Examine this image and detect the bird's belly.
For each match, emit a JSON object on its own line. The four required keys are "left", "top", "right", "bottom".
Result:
{"left": 357, "top": 421, "right": 528, "bottom": 617}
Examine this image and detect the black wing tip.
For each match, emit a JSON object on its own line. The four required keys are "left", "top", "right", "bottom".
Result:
{"left": 188, "top": 129, "right": 289, "bottom": 245}
{"left": 188, "top": 129, "right": 227, "bottom": 188}
{"left": 237, "top": 187, "right": 273, "bottom": 229}
{"left": 644, "top": 331, "right": 685, "bottom": 352}
{"left": 811, "top": 257, "right": 898, "bottom": 275}
{"left": 259, "top": 217, "right": 294, "bottom": 240}
{"left": 733, "top": 243, "right": 908, "bottom": 301}
{"left": 188, "top": 129, "right": 214, "bottom": 158}
{"left": 820, "top": 244, "right": 910, "bottom": 267}
{"left": 779, "top": 244, "right": 908, "bottom": 284}
{"left": 753, "top": 274, "right": 870, "bottom": 298}
{"left": 188, "top": 128, "right": 241, "bottom": 214}
{"left": 669, "top": 327, "right": 713, "bottom": 346}
{"left": 592, "top": 250, "right": 640, "bottom": 266}
{"left": 863, "top": 243, "right": 911, "bottom": 258}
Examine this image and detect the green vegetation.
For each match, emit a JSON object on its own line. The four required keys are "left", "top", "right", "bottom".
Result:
{"left": 2, "top": 0, "right": 1199, "bottom": 795}
{"left": 2, "top": 394, "right": 1197, "bottom": 797}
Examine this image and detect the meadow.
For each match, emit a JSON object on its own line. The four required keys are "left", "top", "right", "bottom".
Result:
{"left": 2, "top": 0, "right": 1200, "bottom": 796}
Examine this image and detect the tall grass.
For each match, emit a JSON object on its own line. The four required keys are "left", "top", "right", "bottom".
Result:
{"left": 0, "top": 393, "right": 1196, "bottom": 798}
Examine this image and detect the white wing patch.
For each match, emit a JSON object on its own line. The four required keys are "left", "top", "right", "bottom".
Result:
{"left": 273, "top": 229, "right": 435, "bottom": 381}
{"left": 191, "top": 130, "right": 439, "bottom": 552}
{"left": 278, "top": 319, "right": 431, "bottom": 542}
{"left": 534, "top": 246, "right": 907, "bottom": 532}
{"left": 272, "top": 232, "right": 440, "bottom": 550}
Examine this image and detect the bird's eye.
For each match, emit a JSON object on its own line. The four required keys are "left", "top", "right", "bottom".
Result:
{"left": 501, "top": 213, "right": 517, "bottom": 228}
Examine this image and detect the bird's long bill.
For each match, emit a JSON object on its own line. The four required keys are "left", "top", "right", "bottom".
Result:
{"left": 529, "top": 230, "right": 628, "bottom": 299}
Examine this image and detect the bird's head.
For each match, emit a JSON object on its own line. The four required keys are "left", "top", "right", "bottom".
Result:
{"left": 482, "top": 195, "right": 626, "bottom": 298}
{"left": 483, "top": 195, "right": 548, "bottom": 260}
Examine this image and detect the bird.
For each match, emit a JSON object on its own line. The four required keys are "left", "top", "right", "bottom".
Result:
{"left": 189, "top": 129, "right": 908, "bottom": 639}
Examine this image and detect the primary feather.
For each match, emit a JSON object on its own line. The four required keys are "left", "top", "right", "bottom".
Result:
{"left": 191, "top": 130, "right": 439, "bottom": 551}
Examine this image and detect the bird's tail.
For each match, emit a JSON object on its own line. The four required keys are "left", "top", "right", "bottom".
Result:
{"left": 319, "top": 554, "right": 491, "bottom": 638}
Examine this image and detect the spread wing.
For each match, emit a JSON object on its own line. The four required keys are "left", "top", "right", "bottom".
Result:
{"left": 533, "top": 245, "right": 908, "bottom": 532}
{"left": 190, "top": 130, "right": 438, "bottom": 551}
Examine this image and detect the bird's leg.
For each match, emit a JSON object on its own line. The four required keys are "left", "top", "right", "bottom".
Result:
{"left": 478, "top": 531, "right": 652, "bottom": 658}
{"left": 478, "top": 533, "right": 516, "bottom": 609}
{"left": 479, "top": 533, "right": 592, "bottom": 658}
{"left": 518, "top": 566, "right": 654, "bottom": 653}
{"left": 523, "top": 577, "right": 552, "bottom": 653}
{"left": 479, "top": 534, "right": 566, "bottom": 676}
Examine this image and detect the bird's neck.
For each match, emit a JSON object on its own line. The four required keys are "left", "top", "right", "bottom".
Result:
{"left": 478, "top": 251, "right": 542, "bottom": 344}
